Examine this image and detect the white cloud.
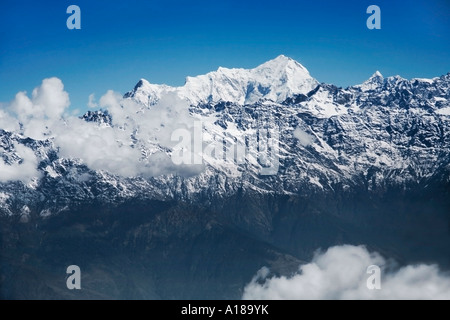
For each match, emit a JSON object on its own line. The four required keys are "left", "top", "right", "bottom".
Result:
{"left": 242, "top": 245, "right": 450, "bottom": 300}
{"left": 99, "top": 90, "right": 123, "bottom": 113}
{"left": 8, "top": 77, "right": 71, "bottom": 140}
{"left": 53, "top": 89, "right": 201, "bottom": 177}
{"left": 87, "top": 93, "right": 98, "bottom": 109}
{"left": 10, "top": 91, "right": 36, "bottom": 123}
{"left": 53, "top": 117, "right": 143, "bottom": 177}
{"left": 0, "top": 109, "right": 20, "bottom": 132}
{"left": 0, "top": 144, "right": 41, "bottom": 183}
{"left": 31, "top": 77, "right": 70, "bottom": 120}
{"left": 293, "top": 127, "right": 314, "bottom": 146}
{"left": 0, "top": 77, "right": 70, "bottom": 183}
{"left": 0, "top": 78, "right": 74, "bottom": 182}
{"left": 1, "top": 77, "right": 203, "bottom": 180}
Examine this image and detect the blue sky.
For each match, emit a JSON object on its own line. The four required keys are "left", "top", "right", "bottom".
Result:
{"left": 0, "top": 0, "right": 449, "bottom": 112}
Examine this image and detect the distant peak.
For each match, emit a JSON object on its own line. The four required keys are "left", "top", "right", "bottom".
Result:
{"left": 260, "top": 55, "right": 298, "bottom": 66}
{"left": 355, "top": 71, "right": 385, "bottom": 91}
{"left": 255, "top": 55, "right": 309, "bottom": 74}
{"left": 371, "top": 71, "right": 383, "bottom": 79}
{"left": 125, "top": 55, "right": 318, "bottom": 106}
{"left": 134, "top": 78, "right": 150, "bottom": 89}
{"left": 272, "top": 54, "right": 292, "bottom": 61}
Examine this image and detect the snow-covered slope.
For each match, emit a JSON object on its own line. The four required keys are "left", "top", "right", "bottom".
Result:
{"left": 355, "top": 71, "right": 384, "bottom": 92}
{"left": 124, "top": 55, "right": 318, "bottom": 106}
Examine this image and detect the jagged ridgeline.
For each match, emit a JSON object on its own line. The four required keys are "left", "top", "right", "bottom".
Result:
{"left": 1, "top": 56, "right": 450, "bottom": 299}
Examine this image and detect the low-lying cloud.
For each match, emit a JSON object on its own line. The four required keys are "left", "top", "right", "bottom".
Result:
{"left": 1, "top": 77, "right": 202, "bottom": 182}
{"left": 242, "top": 245, "right": 450, "bottom": 300}
{"left": 293, "top": 127, "right": 314, "bottom": 146}
{"left": 0, "top": 144, "right": 41, "bottom": 183}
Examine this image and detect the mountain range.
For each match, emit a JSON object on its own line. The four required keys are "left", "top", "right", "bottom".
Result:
{"left": 1, "top": 55, "right": 449, "bottom": 299}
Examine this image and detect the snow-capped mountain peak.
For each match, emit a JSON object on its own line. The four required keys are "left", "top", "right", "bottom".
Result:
{"left": 253, "top": 54, "right": 309, "bottom": 75}
{"left": 372, "top": 70, "right": 383, "bottom": 78}
{"left": 124, "top": 78, "right": 174, "bottom": 107}
{"left": 356, "top": 71, "right": 385, "bottom": 91}
{"left": 124, "top": 55, "right": 319, "bottom": 107}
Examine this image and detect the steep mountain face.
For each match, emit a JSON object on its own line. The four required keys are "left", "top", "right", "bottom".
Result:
{"left": 1, "top": 57, "right": 450, "bottom": 299}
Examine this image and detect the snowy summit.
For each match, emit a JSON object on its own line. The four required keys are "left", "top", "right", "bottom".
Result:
{"left": 124, "top": 55, "right": 319, "bottom": 106}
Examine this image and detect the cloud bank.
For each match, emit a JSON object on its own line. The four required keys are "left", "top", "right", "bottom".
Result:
{"left": 242, "top": 245, "right": 450, "bottom": 300}
{"left": 1, "top": 77, "right": 202, "bottom": 182}
{"left": 293, "top": 127, "right": 314, "bottom": 147}
{"left": 9, "top": 77, "right": 70, "bottom": 140}
{"left": 1, "top": 77, "right": 69, "bottom": 183}
{"left": 0, "top": 144, "right": 41, "bottom": 183}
